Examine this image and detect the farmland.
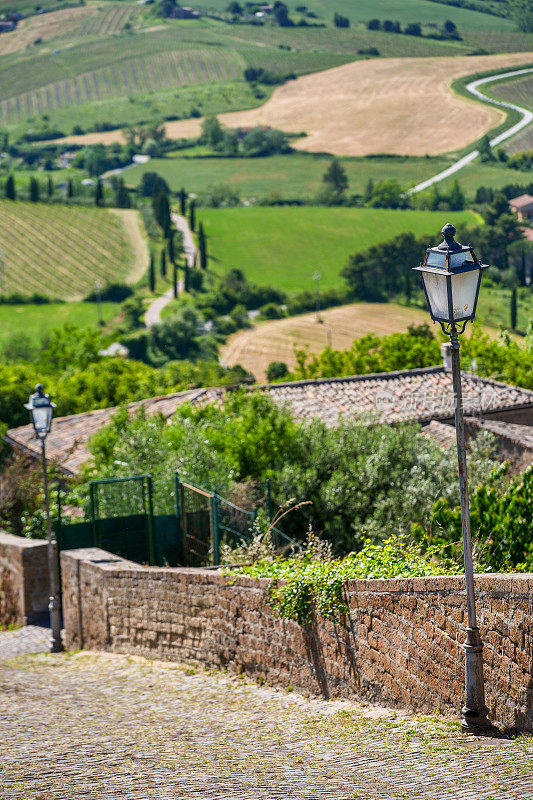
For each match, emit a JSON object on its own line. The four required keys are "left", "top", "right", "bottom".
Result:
{"left": 124, "top": 153, "right": 451, "bottom": 200}
{"left": 219, "top": 303, "right": 506, "bottom": 381}
{"left": 0, "top": 301, "right": 121, "bottom": 349}
{"left": 0, "top": 6, "right": 96, "bottom": 56}
{"left": 0, "top": 201, "right": 147, "bottom": 299}
{"left": 199, "top": 206, "right": 478, "bottom": 293}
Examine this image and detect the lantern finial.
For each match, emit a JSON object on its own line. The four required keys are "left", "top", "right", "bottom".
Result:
{"left": 438, "top": 223, "right": 462, "bottom": 252}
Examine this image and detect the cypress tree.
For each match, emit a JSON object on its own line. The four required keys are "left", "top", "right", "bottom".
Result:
{"left": 189, "top": 199, "right": 196, "bottom": 232}
{"left": 67, "top": 179, "right": 74, "bottom": 199}
{"left": 510, "top": 287, "right": 517, "bottom": 330}
{"left": 47, "top": 176, "right": 53, "bottom": 199}
{"left": 29, "top": 177, "right": 40, "bottom": 203}
{"left": 5, "top": 174, "right": 15, "bottom": 200}
{"left": 95, "top": 179, "right": 104, "bottom": 207}
{"left": 168, "top": 231, "right": 175, "bottom": 263}
{"left": 184, "top": 263, "right": 190, "bottom": 292}
{"left": 198, "top": 221, "right": 207, "bottom": 270}
{"left": 149, "top": 254, "right": 155, "bottom": 292}
{"left": 160, "top": 250, "right": 167, "bottom": 278}
{"left": 115, "top": 179, "right": 130, "bottom": 208}
{"left": 179, "top": 187, "right": 187, "bottom": 215}
{"left": 173, "top": 260, "right": 178, "bottom": 299}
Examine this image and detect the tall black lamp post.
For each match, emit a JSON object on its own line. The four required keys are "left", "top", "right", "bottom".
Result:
{"left": 25, "top": 385, "right": 63, "bottom": 653}
{"left": 414, "top": 223, "right": 490, "bottom": 732}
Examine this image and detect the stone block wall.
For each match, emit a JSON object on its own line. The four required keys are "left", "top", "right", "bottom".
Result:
{"left": 0, "top": 531, "right": 50, "bottom": 627}
{"left": 61, "top": 548, "right": 533, "bottom": 731}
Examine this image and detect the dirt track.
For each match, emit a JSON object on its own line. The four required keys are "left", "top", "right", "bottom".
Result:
{"left": 54, "top": 53, "right": 532, "bottom": 155}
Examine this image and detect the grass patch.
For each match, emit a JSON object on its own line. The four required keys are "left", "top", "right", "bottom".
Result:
{"left": 199, "top": 206, "right": 478, "bottom": 293}
{"left": 125, "top": 153, "right": 450, "bottom": 199}
{"left": 0, "top": 302, "right": 121, "bottom": 347}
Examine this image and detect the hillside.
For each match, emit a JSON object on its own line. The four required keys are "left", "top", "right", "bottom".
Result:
{"left": 0, "top": 201, "right": 148, "bottom": 299}
{"left": 199, "top": 206, "right": 479, "bottom": 293}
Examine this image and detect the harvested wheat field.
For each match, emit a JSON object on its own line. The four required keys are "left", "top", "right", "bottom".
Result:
{"left": 55, "top": 53, "right": 532, "bottom": 154}
{"left": 221, "top": 304, "right": 431, "bottom": 381}
{"left": 0, "top": 6, "right": 95, "bottom": 55}
{"left": 221, "top": 303, "right": 510, "bottom": 382}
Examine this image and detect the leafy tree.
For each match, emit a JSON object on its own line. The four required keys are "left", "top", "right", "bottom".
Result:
{"left": 322, "top": 158, "right": 348, "bottom": 195}
{"left": 29, "top": 177, "right": 39, "bottom": 203}
{"left": 266, "top": 361, "right": 289, "bottom": 382}
{"left": 509, "top": 0, "right": 533, "bottom": 31}
{"left": 367, "top": 18, "right": 380, "bottom": 29}
{"left": 149, "top": 254, "right": 155, "bottom": 292}
{"left": 403, "top": 22, "right": 421, "bottom": 35}
{"left": 200, "top": 116, "right": 224, "bottom": 149}
{"left": 140, "top": 172, "right": 169, "bottom": 197}
{"left": 333, "top": 12, "right": 349, "bottom": 26}
{"left": 114, "top": 178, "right": 130, "bottom": 208}
{"left": 273, "top": 1, "right": 293, "bottom": 26}
{"left": 448, "top": 179, "right": 465, "bottom": 210}
{"left": 510, "top": 286, "right": 518, "bottom": 330}
{"left": 146, "top": 306, "right": 208, "bottom": 365}
{"left": 367, "top": 179, "right": 404, "bottom": 209}
{"left": 179, "top": 187, "right": 187, "bottom": 215}
{"left": 198, "top": 222, "right": 207, "bottom": 269}
{"left": 442, "top": 18, "right": 459, "bottom": 36}
{"left": 95, "top": 179, "right": 104, "bottom": 207}
{"left": 227, "top": 1, "right": 242, "bottom": 13}
{"left": 478, "top": 134, "right": 495, "bottom": 162}
{"left": 5, "top": 174, "right": 15, "bottom": 200}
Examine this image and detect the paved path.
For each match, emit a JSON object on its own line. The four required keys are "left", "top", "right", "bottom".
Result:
{"left": 1, "top": 648, "right": 532, "bottom": 800}
{"left": 410, "top": 66, "right": 533, "bottom": 194}
{"left": 144, "top": 213, "right": 197, "bottom": 327}
{"left": 0, "top": 625, "right": 51, "bottom": 659}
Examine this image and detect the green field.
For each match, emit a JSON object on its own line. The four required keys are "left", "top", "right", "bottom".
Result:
{"left": 125, "top": 153, "right": 451, "bottom": 199}
{"left": 0, "top": 0, "right": 527, "bottom": 139}
{"left": 477, "top": 285, "right": 533, "bottom": 334}
{"left": 201, "top": 0, "right": 513, "bottom": 30}
{"left": 199, "top": 206, "right": 478, "bottom": 293}
{"left": 0, "top": 201, "right": 141, "bottom": 299}
{"left": 0, "top": 301, "right": 121, "bottom": 349}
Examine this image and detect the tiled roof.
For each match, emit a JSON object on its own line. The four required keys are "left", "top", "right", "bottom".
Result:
{"left": 6, "top": 367, "right": 533, "bottom": 474}
{"left": 421, "top": 420, "right": 456, "bottom": 449}
{"left": 464, "top": 417, "right": 533, "bottom": 452}
{"left": 510, "top": 194, "right": 533, "bottom": 209}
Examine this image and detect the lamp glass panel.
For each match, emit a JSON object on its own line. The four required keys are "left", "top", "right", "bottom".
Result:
{"left": 422, "top": 270, "right": 450, "bottom": 321}
{"left": 449, "top": 250, "right": 473, "bottom": 269}
{"left": 32, "top": 404, "right": 52, "bottom": 433}
{"left": 426, "top": 251, "right": 447, "bottom": 269}
{"left": 450, "top": 269, "right": 481, "bottom": 320}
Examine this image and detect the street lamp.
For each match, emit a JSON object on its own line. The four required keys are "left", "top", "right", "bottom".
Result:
{"left": 414, "top": 223, "right": 490, "bottom": 732}
{"left": 25, "top": 385, "right": 63, "bottom": 653}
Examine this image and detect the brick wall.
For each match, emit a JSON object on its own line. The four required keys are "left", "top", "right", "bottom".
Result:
{"left": 0, "top": 531, "right": 50, "bottom": 627}
{"left": 61, "top": 548, "right": 533, "bottom": 732}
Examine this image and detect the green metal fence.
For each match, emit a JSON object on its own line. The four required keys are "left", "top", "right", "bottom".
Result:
{"left": 55, "top": 473, "right": 300, "bottom": 569}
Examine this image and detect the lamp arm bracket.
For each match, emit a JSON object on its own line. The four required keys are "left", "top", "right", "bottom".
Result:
{"left": 439, "top": 320, "right": 468, "bottom": 341}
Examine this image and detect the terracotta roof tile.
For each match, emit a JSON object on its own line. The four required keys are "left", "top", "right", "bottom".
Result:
{"left": 6, "top": 366, "right": 533, "bottom": 474}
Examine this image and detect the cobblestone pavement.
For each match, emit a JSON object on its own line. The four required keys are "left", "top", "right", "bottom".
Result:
{"left": 0, "top": 626, "right": 51, "bottom": 660}
{"left": 1, "top": 649, "right": 532, "bottom": 800}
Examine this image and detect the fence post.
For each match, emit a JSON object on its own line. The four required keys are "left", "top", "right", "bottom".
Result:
{"left": 179, "top": 479, "right": 187, "bottom": 566}
{"left": 89, "top": 481, "right": 99, "bottom": 547}
{"left": 211, "top": 490, "right": 220, "bottom": 567}
{"left": 146, "top": 475, "right": 156, "bottom": 566}
{"left": 265, "top": 478, "right": 273, "bottom": 522}
{"left": 174, "top": 472, "right": 183, "bottom": 565}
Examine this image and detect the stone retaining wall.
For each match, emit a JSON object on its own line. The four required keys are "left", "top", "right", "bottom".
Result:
{"left": 0, "top": 531, "right": 50, "bottom": 627}
{"left": 61, "top": 547, "right": 533, "bottom": 731}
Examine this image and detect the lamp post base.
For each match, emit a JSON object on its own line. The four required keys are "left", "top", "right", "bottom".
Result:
{"left": 48, "top": 595, "right": 64, "bottom": 654}
{"left": 461, "top": 627, "right": 490, "bottom": 732}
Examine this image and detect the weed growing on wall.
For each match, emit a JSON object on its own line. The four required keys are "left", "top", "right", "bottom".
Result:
{"left": 229, "top": 535, "right": 456, "bottom": 625}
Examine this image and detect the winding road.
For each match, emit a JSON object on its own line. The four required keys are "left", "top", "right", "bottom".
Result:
{"left": 410, "top": 66, "right": 533, "bottom": 194}
{"left": 144, "top": 212, "right": 197, "bottom": 327}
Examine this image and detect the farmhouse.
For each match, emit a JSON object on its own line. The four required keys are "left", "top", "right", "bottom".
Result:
{"left": 509, "top": 194, "right": 533, "bottom": 224}
{"left": 7, "top": 351, "right": 533, "bottom": 475}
